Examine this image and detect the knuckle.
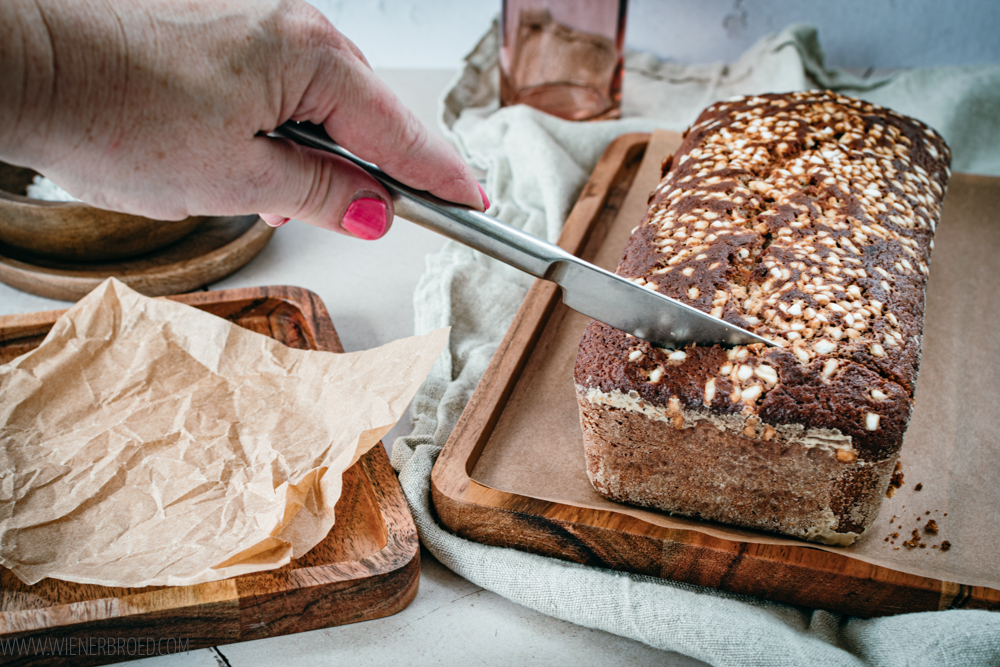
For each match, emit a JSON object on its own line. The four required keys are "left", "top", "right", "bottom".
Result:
{"left": 382, "top": 112, "right": 429, "bottom": 166}
{"left": 294, "top": 157, "right": 334, "bottom": 220}
{"left": 376, "top": 111, "right": 468, "bottom": 195}
{"left": 291, "top": 153, "right": 357, "bottom": 227}
{"left": 280, "top": 1, "right": 353, "bottom": 59}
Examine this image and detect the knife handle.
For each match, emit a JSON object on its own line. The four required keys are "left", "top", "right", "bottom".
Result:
{"left": 272, "top": 121, "right": 573, "bottom": 280}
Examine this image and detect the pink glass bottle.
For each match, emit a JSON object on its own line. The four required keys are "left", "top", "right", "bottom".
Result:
{"left": 500, "top": 0, "right": 627, "bottom": 121}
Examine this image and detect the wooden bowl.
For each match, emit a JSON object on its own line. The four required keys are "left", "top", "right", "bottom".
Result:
{"left": 0, "top": 161, "right": 206, "bottom": 262}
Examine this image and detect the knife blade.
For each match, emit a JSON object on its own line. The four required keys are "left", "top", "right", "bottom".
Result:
{"left": 272, "top": 121, "right": 776, "bottom": 349}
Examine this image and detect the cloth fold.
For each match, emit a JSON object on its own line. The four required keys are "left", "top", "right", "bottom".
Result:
{"left": 392, "top": 22, "right": 1000, "bottom": 666}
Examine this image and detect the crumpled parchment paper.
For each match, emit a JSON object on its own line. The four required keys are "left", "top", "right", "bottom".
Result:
{"left": 0, "top": 278, "right": 448, "bottom": 588}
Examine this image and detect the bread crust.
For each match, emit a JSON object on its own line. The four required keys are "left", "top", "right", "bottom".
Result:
{"left": 574, "top": 91, "right": 951, "bottom": 544}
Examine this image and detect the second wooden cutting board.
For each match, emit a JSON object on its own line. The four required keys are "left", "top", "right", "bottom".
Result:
{"left": 0, "top": 287, "right": 420, "bottom": 666}
{"left": 430, "top": 130, "right": 1000, "bottom": 618}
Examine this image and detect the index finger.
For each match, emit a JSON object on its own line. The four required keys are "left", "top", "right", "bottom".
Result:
{"left": 295, "top": 30, "right": 486, "bottom": 211}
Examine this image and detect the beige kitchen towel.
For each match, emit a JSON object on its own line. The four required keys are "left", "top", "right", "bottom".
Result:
{"left": 391, "top": 22, "right": 1000, "bottom": 667}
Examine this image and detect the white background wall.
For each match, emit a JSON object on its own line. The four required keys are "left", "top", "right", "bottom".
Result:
{"left": 310, "top": 0, "right": 1000, "bottom": 70}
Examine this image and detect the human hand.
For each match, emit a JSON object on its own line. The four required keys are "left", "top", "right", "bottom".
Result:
{"left": 0, "top": 0, "right": 487, "bottom": 240}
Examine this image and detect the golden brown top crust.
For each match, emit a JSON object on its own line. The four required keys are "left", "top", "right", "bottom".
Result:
{"left": 576, "top": 91, "right": 951, "bottom": 459}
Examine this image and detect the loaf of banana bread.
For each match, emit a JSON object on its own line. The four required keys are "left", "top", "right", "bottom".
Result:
{"left": 574, "top": 91, "right": 950, "bottom": 545}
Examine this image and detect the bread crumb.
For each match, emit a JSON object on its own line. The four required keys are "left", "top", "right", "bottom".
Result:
{"left": 888, "top": 514, "right": 947, "bottom": 553}
{"left": 886, "top": 460, "right": 904, "bottom": 498}
{"left": 902, "top": 529, "right": 921, "bottom": 549}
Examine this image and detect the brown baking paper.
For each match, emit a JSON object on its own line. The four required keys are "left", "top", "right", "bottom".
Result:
{"left": 471, "top": 130, "right": 1000, "bottom": 590}
{"left": 0, "top": 278, "right": 448, "bottom": 588}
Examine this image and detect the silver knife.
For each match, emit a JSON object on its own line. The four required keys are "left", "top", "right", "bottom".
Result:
{"left": 273, "top": 121, "right": 775, "bottom": 349}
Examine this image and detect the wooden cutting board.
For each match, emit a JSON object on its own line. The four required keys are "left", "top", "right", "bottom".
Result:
{"left": 0, "top": 287, "right": 419, "bottom": 666}
{"left": 430, "top": 132, "right": 1000, "bottom": 618}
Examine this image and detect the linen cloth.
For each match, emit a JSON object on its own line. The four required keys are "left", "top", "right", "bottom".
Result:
{"left": 391, "top": 23, "right": 1000, "bottom": 666}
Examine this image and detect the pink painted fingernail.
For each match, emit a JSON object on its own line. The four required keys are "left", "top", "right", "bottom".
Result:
{"left": 342, "top": 198, "right": 387, "bottom": 240}
{"left": 477, "top": 183, "right": 491, "bottom": 211}
{"left": 260, "top": 214, "right": 289, "bottom": 228}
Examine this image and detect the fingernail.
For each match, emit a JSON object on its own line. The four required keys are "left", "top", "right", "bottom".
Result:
{"left": 477, "top": 183, "right": 491, "bottom": 211}
{"left": 342, "top": 198, "right": 387, "bottom": 240}
{"left": 260, "top": 214, "right": 289, "bottom": 228}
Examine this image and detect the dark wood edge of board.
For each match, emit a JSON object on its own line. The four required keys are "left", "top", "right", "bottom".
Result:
{"left": 0, "top": 286, "right": 419, "bottom": 661}
{"left": 429, "top": 133, "right": 1000, "bottom": 619}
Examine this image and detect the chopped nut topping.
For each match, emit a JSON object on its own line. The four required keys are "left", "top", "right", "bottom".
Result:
{"left": 755, "top": 364, "right": 778, "bottom": 385}
{"left": 836, "top": 449, "right": 857, "bottom": 463}
{"left": 613, "top": 91, "right": 948, "bottom": 439}
{"left": 815, "top": 340, "right": 837, "bottom": 355}
{"left": 704, "top": 378, "right": 716, "bottom": 405}
{"left": 865, "top": 412, "right": 880, "bottom": 431}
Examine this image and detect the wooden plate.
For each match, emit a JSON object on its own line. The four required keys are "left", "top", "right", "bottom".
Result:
{"left": 0, "top": 287, "right": 419, "bottom": 665}
{"left": 0, "top": 161, "right": 207, "bottom": 262}
{"left": 429, "top": 132, "right": 1000, "bottom": 619}
{"left": 0, "top": 215, "right": 274, "bottom": 301}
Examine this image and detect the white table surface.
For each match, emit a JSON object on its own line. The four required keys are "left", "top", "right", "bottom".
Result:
{"left": 0, "top": 69, "right": 707, "bottom": 667}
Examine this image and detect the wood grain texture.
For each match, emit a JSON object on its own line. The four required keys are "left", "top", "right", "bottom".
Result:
{"left": 0, "top": 286, "right": 419, "bottom": 665}
{"left": 0, "top": 161, "right": 205, "bottom": 263}
{"left": 0, "top": 216, "right": 274, "bottom": 301}
{"left": 430, "top": 133, "right": 1000, "bottom": 618}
